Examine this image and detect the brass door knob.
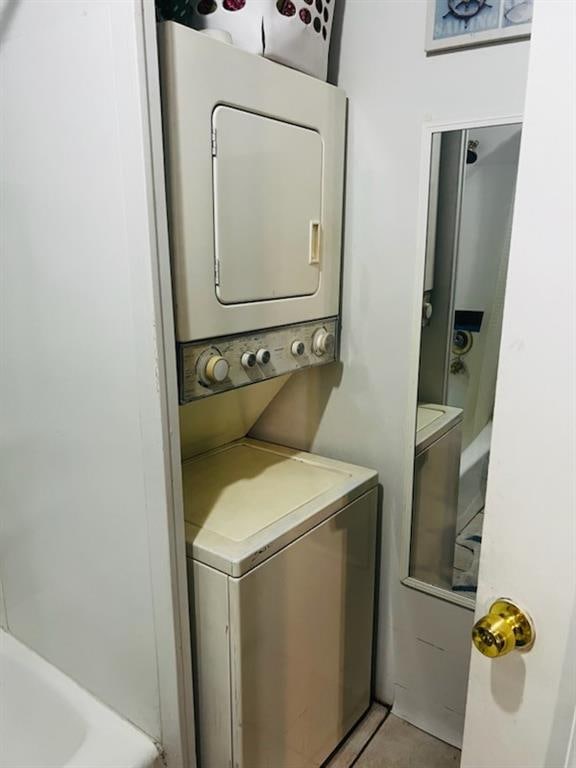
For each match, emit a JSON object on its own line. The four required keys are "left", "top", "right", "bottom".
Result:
{"left": 472, "top": 599, "right": 535, "bottom": 658}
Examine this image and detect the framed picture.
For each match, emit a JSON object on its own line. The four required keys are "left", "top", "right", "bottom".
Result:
{"left": 426, "top": 0, "right": 532, "bottom": 53}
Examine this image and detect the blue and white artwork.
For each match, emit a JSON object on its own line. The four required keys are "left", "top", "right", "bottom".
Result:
{"left": 502, "top": 0, "right": 534, "bottom": 27}
{"left": 433, "top": 0, "right": 501, "bottom": 41}
{"left": 427, "top": 0, "right": 532, "bottom": 51}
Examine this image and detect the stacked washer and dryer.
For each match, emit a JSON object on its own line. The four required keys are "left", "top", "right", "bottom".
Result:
{"left": 160, "top": 23, "right": 378, "bottom": 768}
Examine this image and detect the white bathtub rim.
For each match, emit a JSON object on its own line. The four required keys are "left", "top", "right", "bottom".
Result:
{"left": 460, "top": 420, "right": 492, "bottom": 477}
{"left": 0, "top": 629, "right": 160, "bottom": 768}
{"left": 457, "top": 420, "right": 492, "bottom": 533}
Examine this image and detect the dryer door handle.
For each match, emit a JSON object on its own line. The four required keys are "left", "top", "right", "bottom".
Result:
{"left": 309, "top": 221, "right": 321, "bottom": 265}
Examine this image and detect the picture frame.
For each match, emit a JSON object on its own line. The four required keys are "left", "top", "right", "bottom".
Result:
{"left": 425, "top": 0, "right": 532, "bottom": 53}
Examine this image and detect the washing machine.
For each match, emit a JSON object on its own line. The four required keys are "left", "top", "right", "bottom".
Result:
{"left": 182, "top": 438, "right": 378, "bottom": 768}
{"left": 159, "top": 23, "right": 347, "bottom": 403}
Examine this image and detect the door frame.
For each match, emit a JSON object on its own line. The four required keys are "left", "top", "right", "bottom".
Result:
{"left": 139, "top": 2, "right": 197, "bottom": 765}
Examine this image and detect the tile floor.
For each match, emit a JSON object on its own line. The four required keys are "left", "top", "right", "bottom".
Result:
{"left": 354, "top": 714, "right": 461, "bottom": 768}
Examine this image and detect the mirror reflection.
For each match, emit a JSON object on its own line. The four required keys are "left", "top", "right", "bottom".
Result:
{"left": 410, "top": 123, "right": 522, "bottom": 603}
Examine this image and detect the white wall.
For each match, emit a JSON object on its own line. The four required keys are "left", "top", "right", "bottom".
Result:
{"left": 253, "top": 0, "right": 529, "bottom": 745}
{"left": 0, "top": 2, "right": 193, "bottom": 765}
{"left": 455, "top": 124, "right": 521, "bottom": 314}
{"left": 448, "top": 124, "right": 521, "bottom": 422}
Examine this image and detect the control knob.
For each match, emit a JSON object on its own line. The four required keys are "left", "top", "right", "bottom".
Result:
{"left": 256, "top": 348, "right": 271, "bottom": 365}
{"left": 241, "top": 352, "right": 257, "bottom": 369}
{"left": 312, "top": 328, "right": 335, "bottom": 357}
{"left": 291, "top": 341, "right": 305, "bottom": 357}
{"left": 197, "top": 349, "right": 229, "bottom": 386}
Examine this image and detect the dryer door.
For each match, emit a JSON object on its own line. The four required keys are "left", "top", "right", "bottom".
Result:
{"left": 213, "top": 107, "right": 322, "bottom": 305}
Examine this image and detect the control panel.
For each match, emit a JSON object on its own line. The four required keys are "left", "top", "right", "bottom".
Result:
{"left": 178, "top": 318, "right": 338, "bottom": 403}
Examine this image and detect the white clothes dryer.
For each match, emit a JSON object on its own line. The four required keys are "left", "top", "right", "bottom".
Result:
{"left": 159, "top": 24, "right": 347, "bottom": 403}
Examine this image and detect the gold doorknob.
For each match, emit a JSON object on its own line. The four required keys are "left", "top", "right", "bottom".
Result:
{"left": 472, "top": 599, "right": 535, "bottom": 658}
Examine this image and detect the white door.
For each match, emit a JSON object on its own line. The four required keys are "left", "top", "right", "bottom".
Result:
{"left": 461, "top": 2, "right": 576, "bottom": 767}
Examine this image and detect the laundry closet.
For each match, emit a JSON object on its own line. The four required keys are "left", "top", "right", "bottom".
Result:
{"left": 157, "top": 19, "right": 378, "bottom": 768}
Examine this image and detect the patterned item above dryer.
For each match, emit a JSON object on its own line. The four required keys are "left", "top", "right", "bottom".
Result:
{"left": 156, "top": 0, "right": 336, "bottom": 80}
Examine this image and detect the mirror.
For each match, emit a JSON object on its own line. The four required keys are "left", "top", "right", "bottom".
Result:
{"left": 409, "top": 122, "right": 522, "bottom": 605}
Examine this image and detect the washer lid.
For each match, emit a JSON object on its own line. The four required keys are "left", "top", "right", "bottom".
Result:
{"left": 416, "top": 403, "right": 463, "bottom": 452}
{"left": 182, "top": 439, "right": 378, "bottom": 577}
{"left": 416, "top": 404, "right": 445, "bottom": 432}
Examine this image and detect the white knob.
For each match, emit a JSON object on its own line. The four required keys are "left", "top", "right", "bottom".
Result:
{"left": 241, "top": 352, "right": 257, "bottom": 369}
{"left": 422, "top": 300, "right": 433, "bottom": 325}
{"left": 199, "top": 354, "right": 229, "bottom": 385}
{"left": 291, "top": 340, "right": 305, "bottom": 357}
{"left": 256, "top": 348, "right": 271, "bottom": 365}
{"left": 312, "top": 328, "right": 335, "bottom": 357}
